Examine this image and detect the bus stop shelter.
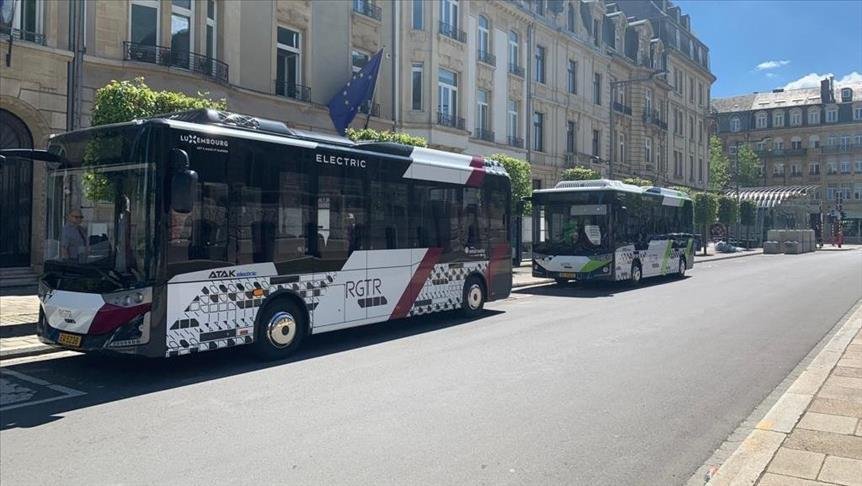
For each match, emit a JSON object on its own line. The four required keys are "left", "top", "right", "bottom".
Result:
{"left": 726, "top": 185, "right": 820, "bottom": 246}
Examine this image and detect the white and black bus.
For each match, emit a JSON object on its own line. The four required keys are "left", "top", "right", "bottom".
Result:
{"left": 531, "top": 179, "right": 694, "bottom": 285}
{"left": 5, "top": 109, "right": 511, "bottom": 358}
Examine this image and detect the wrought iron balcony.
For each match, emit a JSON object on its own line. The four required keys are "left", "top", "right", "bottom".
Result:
{"left": 473, "top": 127, "right": 494, "bottom": 142}
{"left": 275, "top": 81, "right": 311, "bottom": 102}
{"left": 123, "top": 41, "right": 229, "bottom": 84}
{"left": 352, "top": 0, "right": 382, "bottom": 21}
{"left": 613, "top": 102, "right": 632, "bottom": 116}
{"left": 358, "top": 101, "right": 380, "bottom": 117}
{"left": 508, "top": 63, "right": 525, "bottom": 77}
{"left": 820, "top": 144, "right": 859, "bottom": 154}
{"left": 477, "top": 50, "right": 496, "bottom": 66}
{"left": 507, "top": 136, "right": 524, "bottom": 148}
{"left": 0, "top": 26, "right": 46, "bottom": 45}
{"left": 438, "top": 21, "right": 466, "bottom": 43}
{"left": 642, "top": 110, "right": 668, "bottom": 130}
{"left": 437, "top": 112, "right": 465, "bottom": 130}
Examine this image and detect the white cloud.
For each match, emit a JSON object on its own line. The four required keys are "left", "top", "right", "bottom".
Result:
{"left": 755, "top": 60, "right": 790, "bottom": 71}
{"left": 783, "top": 72, "right": 834, "bottom": 90}
{"left": 837, "top": 72, "right": 862, "bottom": 84}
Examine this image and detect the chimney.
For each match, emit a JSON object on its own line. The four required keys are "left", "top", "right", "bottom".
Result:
{"left": 820, "top": 77, "right": 835, "bottom": 103}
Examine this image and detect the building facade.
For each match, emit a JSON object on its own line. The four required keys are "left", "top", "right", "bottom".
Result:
{"left": 713, "top": 78, "right": 862, "bottom": 242}
{"left": 0, "top": 0, "right": 713, "bottom": 277}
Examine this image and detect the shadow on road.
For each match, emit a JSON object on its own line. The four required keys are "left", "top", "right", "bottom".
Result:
{"left": 513, "top": 275, "right": 688, "bottom": 298}
{"left": 0, "top": 309, "right": 503, "bottom": 430}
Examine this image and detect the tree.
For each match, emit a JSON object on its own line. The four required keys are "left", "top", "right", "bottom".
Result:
{"left": 736, "top": 144, "right": 761, "bottom": 187}
{"left": 487, "top": 153, "right": 532, "bottom": 215}
{"left": 708, "top": 135, "right": 731, "bottom": 191}
{"left": 560, "top": 166, "right": 600, "bottom": 181}
{"left": 739, "top": 199, "right": 757, "bottom": 246}
{"left": 693, "top": 192, "right": 718, "bottom": 255}
{"left": 346, "top": 127, "right": 428, "bottom": 147}
{"left": 91, "top": 77, "right": 226, "bottom": 126}
{"left": 717, "top": 196, "right": 738, "bottom": 242}
{"left": 623, "top": 176, "right": 653, "bottom": 187}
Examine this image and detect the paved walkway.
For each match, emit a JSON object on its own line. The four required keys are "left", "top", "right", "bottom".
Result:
{"left": 706, "top": 303, "right": 862, "bottom": 486}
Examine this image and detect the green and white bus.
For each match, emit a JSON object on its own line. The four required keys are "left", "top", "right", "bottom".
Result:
{"left": 530, "top": 179, "right": 695, "bottom": 285}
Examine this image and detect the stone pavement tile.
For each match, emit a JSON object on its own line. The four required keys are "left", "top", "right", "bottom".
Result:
{"left": 828, "top": 376, "right": 862, "bottom": 390}
{"left": 818, "top": 383, "right": 862, "bottom": 405}
{"left": 818, "top": 456, "right": 862, "bottom": 486}
{"left": 834, "top": 367, "right": 862, "bottom": 379}
{"left": 856, "top": 421, "right": 862, "bottom": 437}
{"left": 766, "top": 447, "right": 825, "bottom": 480}
{"left": 783, "top": 429, "right": 862, "bottom": 461}
{"left": 798, "top": 412, "right": 860, "bottom": 435}
{"left": 758, "top": 393, "right": 814, "bottom": 433}
{"left": 708, "top": 430, "right": 786, "bottom": 486}
{"left": 809, "top": 398, "right": 862, "bottom": 419}
{"left": 838, "top": 358, "right": 862, "bottom": 369}
{"left": 789, "top": 369, "right": 834, "bottom": 395}
{"left": 847, "top": 344, "right": 862, "bottom": 355}
{"left": 758, "top": 472, "right": 834, "bottom": 486}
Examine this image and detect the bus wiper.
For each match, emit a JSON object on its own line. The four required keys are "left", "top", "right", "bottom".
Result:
{"left": 50, "top": 260, "right": 124, "bottom": 288}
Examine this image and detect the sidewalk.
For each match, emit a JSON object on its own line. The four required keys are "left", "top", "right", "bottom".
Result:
{"left": 0, "top": 294, "right": 49, "bottom": 359}
{"left": 704, "top": 302, "right": 862, "bottom": 486}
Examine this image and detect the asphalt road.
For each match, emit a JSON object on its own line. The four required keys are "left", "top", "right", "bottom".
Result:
{"left": 1, "top": 251, "right": 861, "bottom": 485}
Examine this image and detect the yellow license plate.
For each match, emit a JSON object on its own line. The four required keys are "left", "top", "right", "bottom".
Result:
{"left": 58, "top": 332, "right": 82, "bottom": 347}
{"left": 559, "top": 272, "right": 575, "bottom": 279}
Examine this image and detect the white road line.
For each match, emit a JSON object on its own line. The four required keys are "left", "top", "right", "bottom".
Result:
{"left": 0, "top": 368, "right": 86, "bottom": 412}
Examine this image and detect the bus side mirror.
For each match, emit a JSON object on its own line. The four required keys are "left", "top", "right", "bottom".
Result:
{"left": 170, "top": 149, "right": 197, "bottom": 214}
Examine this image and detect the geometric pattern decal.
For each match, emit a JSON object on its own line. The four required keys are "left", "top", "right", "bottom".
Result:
{"left": 408, "top": 261, "right": 488, "bottom": 317}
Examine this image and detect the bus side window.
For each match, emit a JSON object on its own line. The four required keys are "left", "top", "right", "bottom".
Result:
{"left": 317, "top": 174, "right": 366, "bottom": 261}
{"left": 370, "top": 179, "right": 408, "bottom": 250}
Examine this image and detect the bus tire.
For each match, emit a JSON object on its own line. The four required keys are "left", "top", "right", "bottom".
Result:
{"left": 630, "top": 262, "right": 642, "bottom": 286}
{"left": 461, "top": 275, "right": 486, "bottom": 317}
{"left": 254, "top": 298, "right": 307, "bottom": 360}
{"left": 677, "top": 257, "right": 687, "bottom": 278}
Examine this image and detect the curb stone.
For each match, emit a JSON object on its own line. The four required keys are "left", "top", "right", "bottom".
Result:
{"left": 0, "top": 342, "right": 60, "bottom": 361}
{"left": 696, "top": 300, "right": 862, "bottom": 485}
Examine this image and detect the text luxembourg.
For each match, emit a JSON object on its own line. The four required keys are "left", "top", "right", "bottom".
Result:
{"left": 316, "top": 153, "right": 367, "bottom": 168}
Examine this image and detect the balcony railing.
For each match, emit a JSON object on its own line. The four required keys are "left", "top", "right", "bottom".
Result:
{"left": 508, "top": 63, "right": 525, "bottom": 77}
{"left": 352, "top": 0, "right": 382, "bottom": 21}
{"left": 477, "top": 50, "right": 496, "bottom": 66}
{"left": 438, "top": 21, "right": 466, "bottom": 43}
{"left": 0, "top": 26, "right": 46, "bottom": 45}
{"left": 613, "top": 102, "right": 632, "bottom": 116}
{"left": 642, "top": 110, "right": 668, "bottom": 130}
{"left": 507, "top": 136, "right": 524, "bottom": 148}
{"left": 275, "top": 81, "right": 311, "bottom": 102}
{"left": 473, "top": 127, "right": 494, "bottom": 142}
{"left": 358, "top": 101, "right": 380, "bottom": 117}
{"left": 123, "top": 41, "right": 229, "bottom": 84}
{"left": 437, "top": 112, "right": 465, "bottom": 130}
{"left": 821, "top": 144, "right": 859, "bottom": 153}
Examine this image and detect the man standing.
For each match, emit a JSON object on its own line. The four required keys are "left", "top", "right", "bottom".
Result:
{"left": 61, "top": 209, "right": 88, "bottom": 262}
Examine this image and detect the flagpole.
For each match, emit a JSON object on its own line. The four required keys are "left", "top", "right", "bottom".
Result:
{"left": 363, "top": 48, "right": 382, "bottom": 130}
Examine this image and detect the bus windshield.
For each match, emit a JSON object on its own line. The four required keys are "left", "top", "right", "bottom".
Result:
{"left": 43, "top": 127, "right": 156, "bottom": 291}
{"left": 535, "top": 202, "right": 610, "bottom": 254}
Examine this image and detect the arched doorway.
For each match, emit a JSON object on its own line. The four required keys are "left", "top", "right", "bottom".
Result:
{"left": 0, "top": 109, "right": 34, "bottom": 267}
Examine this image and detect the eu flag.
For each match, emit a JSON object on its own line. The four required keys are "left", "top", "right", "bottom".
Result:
{"left": 327, "top": 49, "right": 384, "bottom": 135}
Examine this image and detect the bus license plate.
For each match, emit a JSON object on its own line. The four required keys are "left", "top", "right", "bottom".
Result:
{"left": 559, "top": 272, "right": 575, "bottom": 279}
{"left": 58, "top": 332, "right": 82, "bottom": 348}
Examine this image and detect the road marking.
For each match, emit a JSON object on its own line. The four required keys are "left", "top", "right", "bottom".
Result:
{"left": 0, "top": 368, "right": 86, "bottom": 412}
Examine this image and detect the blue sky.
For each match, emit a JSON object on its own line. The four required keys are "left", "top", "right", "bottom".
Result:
{"left": 674, "top": 0, "right": 862, "bottom": 99}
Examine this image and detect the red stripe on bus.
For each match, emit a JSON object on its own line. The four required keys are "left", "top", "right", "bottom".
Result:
{"left": 465, "top": 156, "right": 485, "bottom": 187}
{"left": 390, "top": 247, "right": 443, "bottom": 319}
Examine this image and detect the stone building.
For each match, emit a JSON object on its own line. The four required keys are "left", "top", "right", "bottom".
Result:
{"left": 0, "top": 0, "right": 713, "bottom": 280}
{"left": 713, "top": 78, "right": 862, "bottom": 243}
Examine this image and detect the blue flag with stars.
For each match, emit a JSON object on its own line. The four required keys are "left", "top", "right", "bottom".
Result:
{"left": 327, "top": 49, "right": 384, "bottom": 135}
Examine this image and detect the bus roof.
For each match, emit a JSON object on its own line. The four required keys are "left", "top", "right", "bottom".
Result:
{"left": 50, "top": 109, "right": 509, "bottom": 185}
{"left": 534, "top": 179, "right": 691, "bottom": 201}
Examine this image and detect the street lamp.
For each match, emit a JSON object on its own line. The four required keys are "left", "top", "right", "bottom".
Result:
{"left": 609, "top": 68, "right": 667, "bottom": 180}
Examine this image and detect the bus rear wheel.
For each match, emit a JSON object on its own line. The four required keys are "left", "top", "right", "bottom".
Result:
{"left": 630, "top": 262, "right": 642, "bottom": 286}
{"left": 677, "top": 257, "right": 687, "bottom": 278}
{"left": 461, "top": 276, "right": 486, "bottom": 317}
{"left": 254, "top": 299, "right": 307, "bottom": 360}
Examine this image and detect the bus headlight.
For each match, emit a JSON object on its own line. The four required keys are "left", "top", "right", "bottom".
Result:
{"left": 104, "top": 288, "right": 151, "bottom": 308}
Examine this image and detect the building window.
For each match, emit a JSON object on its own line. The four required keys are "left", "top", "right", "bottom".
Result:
{"left": 411, "top": 63, "right": 423, "bottom": 110}
{"left": 841, "top": 88, "right": 853, "bottom": 102}
{"left": 508, "top": 31, "right": 520, "bottom": 71}
{"left": 533, "top": 112, "right": 544, "bottom": 152}
{"left": 773, "top": 163, "right": 784, "bottom": 175}
{"left": 567, "top": 2, "right": 576, "bottom": 32}
{"left": 440, "top": 0, "right": 459, "bottom": 31}
{"left": 826, "top": 107, "right": 838, "bottom": 123}
{"left": 566, "top": 121, "right": 577, "bottom": 153}
{"left": 477, "top": 16, "right": 490, "bottom": 60}
{"left": 688, "top": 76, "right": 694, "bottom": 103}
{"left": 790, "top": 110, "right": 802, "bottom": 126}
{"left": 276, "top": 27, "right": 302, "bottom": 97}
{"left": 826, "top": 184, "right": 837, "bottom": 201}
{"left": 756, "top": 112, "right": 767, "bottom": 129}
{"left": 828, "top": 161, "right": 838, "bottom": 174}
{"left": 617, "top": 133, "right": 625, "bottom": 163}
{"left": 855, "top": 160, "right": 862, "bottom": 173}
{"left": 593, "top": 19, "right": 600, "bottom": 46}
{"left": 854, "top": 106, "right": 862, "bottom": 120}
{"left": 730, "top": 117, "right": 740, "bottom": 133}
{"left": 438, "top": 68, "right": 458, "bottom": 119}
{"left": 205, "top": 0, "right": 216, "bottom": 60}
{"left": 507, "top": 100, "right": 519, "bottom": 143}
{"left": 790, "top": 164, "right": 801, "bottom": 176}
{"left": 592, "top": 129, "right": 601, "bottom": 157}
{"left": 698, "top": 157, "right": 704, "bottom": 181}
{"left": 689, "top": 115, "right": 694, "bottom": 140}
{"left": 674, "top": 151, "right": 683, "bottom": 178}
{"left": 351, "top": 49, "right": 370, "bottom": 72}
{"left": 593, "top": 72, "right": 602, "bottom": 105}
{"left": 792, "top": 139, "right": 802, "bottom": 150}
{"left": 808, "top": 109, "right": 820, "bottom": 125}
{"left": 774, "top": 139, "right": 784, "bottom": 150}
{"left": 689, "top": 155, "right": 695, "bottom": 180}
{"left": 12, "top": 0, "right": 45, "bottom": 40}
{"left": 698, "top": 120, "right": 704, "bottom": 145}
{"left": 476, "top": 89, "right": 490, "bottom": 132}
{"left": 773, "top": 111, "right": 784, "bottom": 128}
{"left": 170, "top": 0, "right": 194, "bottom": 69}
{"left": 645, "top": 137, "right": 652, "bottom": 164}
{"left": 810, "top": 136, "right": 821, "bottom": 148}
{"left": 809, "top": 162, "right": 820, "bottom": 175}
{"left": 855, "top": 182, "right": 862, "bottom": 200}
{"left": 644, "top": 88, "right": 652, "bottom": 115}
{"left": 535, "top": 45, "right": 546, "bottom": 84}
{"left": 412, "top": 0, "right": 423, "bottom": 30}
{"left": 841, "top": 160, "right": 851, "bottom": 174}
{"left": 533, "top": 0, "right": 545, "bottom": 16}
{"left": 698, "top": 82, "right": 704, "bottom": 106}
{"left": 567, "top": 59, "right": 577, "bottom": 94}
{"left": 130, "top": 0, "right": 159, "bottom": 46}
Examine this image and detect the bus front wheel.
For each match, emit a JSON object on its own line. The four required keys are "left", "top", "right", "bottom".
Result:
{"left": 630, "top": 262, "right": 642, "bottom": 286}
{"left": 461, "top": 276, "right": 486, "bottom": 317}
{"left": 677, "top": 257, "right": 687, "bottom": 278}
{"left": 254, "top": 299, "right": 307, "bottom": 360}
